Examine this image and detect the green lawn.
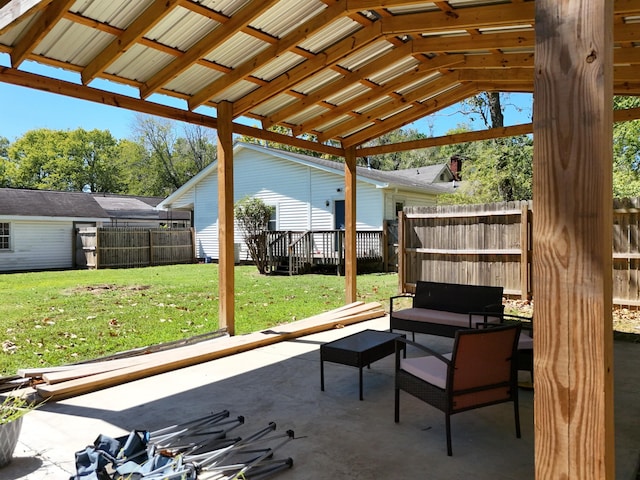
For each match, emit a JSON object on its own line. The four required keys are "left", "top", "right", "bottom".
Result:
{"left": 0, "top": 265, "right": 399, "bottom": 376}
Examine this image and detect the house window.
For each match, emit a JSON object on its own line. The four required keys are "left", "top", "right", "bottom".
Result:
{"left": 395, "top": 202, "right": 404, "bottom": 214}
{"left": 267, "top": 206, "right": 277, "bottom": 231}
{"left": 0, "top": 223, "right": 10, "bottom": 250}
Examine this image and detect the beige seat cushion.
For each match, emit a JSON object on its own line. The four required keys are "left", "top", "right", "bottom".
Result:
{"left": 400, "top": 353, "right": 453, "bottom": 389}
{"left": 393, "top": 308, "right": 500, "bottom": 329}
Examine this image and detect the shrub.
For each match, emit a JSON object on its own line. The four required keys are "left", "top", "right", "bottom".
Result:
{"left": 234, "top": 197, "right": 274, "bottom": 274}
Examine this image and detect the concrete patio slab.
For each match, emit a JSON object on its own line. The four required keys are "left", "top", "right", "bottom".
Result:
{"left": 3, "top": 316, "right": 639, "bottom": 479}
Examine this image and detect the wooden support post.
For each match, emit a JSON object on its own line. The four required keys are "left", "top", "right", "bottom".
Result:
{"left": 344, "top": 146, "right": 357, "bottom": 303}
{"left": 217, "top": 101, "right": 235, "bottom": 336}
{"left": 534, "top": 1, "right": 614, "bottom": 479}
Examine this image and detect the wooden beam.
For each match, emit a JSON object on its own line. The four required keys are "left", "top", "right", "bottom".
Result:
{"left": 533, "top": 1, "right": 614, "bottom": 478}
{"left": 217, "top": 101, "right": 235, "bottom": 336}
{"left": 0, "top": 0, "right": 48, "bottom": 35}
{"left": 380, "top": 2, "right": 535, "bottom": 35}
{"left": 344, "top": 146, "right": 357, "bottom": 304}
{"left": 411, "top": 30, "right": 535, "bottom": 55}
{"left": 140, "top": 0, "right": 279, "bottom": 99}
{"left": 0, "top": 67, "right": 344, "bottom": 157}
{"left": 188, "top": 0, "right": 350, "bottom": 110}
{"left": 455, "top": 52, "right": 536, "bottom": 69}
{"left": 353, "top": 105, "right": 640, "bottom": 157}
{"left": 356, "top": 122, "right": 533, "bottom": 156}
{"left": 456, "top": 68, "right": 534, "bottom": 83}
{"left": 10, "top": 0, "right": 74, "bottom": 68}
{"left": 81, "top": 0, "right": 180, "bottom": 85}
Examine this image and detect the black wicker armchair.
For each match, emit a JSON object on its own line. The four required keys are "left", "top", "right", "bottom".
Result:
{"left": 394, "top": 323, "right": 522, "bottom": 456}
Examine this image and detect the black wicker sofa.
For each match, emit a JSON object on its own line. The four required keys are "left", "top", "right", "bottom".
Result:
{"left": 389, "top": 280, "right": 505, "bottom": 338}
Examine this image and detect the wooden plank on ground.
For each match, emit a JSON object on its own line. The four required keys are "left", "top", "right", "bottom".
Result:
{"left": 35, "top": 302, "right": 385, "bottom": 400}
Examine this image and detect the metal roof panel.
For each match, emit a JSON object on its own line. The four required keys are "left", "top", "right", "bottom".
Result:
{"left": 204, "top": 31, "right": 268, "bottom": 67}
{"left": 251, "top": 0, "right": 327, "bottom": 38}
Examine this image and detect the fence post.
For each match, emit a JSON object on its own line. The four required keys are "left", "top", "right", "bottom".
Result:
{"left": 149, "top": 229, "right": 154, "bottom": 266}
{"left": 398, "top": 211, "right": 405, "bottom": 293}
{"left": 520, "top": 203, "right": 531, "bottom": 300}
{"left": 95, "top": 228, "right": 101, "bottom": 269}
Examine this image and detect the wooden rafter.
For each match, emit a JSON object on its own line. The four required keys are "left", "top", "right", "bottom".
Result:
{"left": 140, "top": 0, "right": 279, "bottom": 99}
{"left": 294, "top": 54, "right": 465, "bottom": 136}
{"left": 10, "top": 0, "right": 74, "bottom": 68}
{"left": 0, "top": 0, "right": 49, "bottom": 36}
{"left": 262, "top": 41, "right": 415, "bottom": 129}
{"left": 81, "top": 0, "right": 181, "bottom": 85}
{"left": 318, "top": 73, "right": 465, "bottom": 141}
{"left": 187, "top": 0, "right": 350, "bottom": 110}
{"left": 232, "top": 22, "right": 382, "bottom": 117}
{"left": 340, "top": 83, "right": 477, "bottom": 147}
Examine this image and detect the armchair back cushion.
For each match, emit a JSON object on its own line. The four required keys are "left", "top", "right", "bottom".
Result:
{"left": 449, "top": 325, "right": 520, "bottom": 410}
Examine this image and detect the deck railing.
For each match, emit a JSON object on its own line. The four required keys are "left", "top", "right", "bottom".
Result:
{"left": 266, "top": 230, "right": 383, "bottom": 275}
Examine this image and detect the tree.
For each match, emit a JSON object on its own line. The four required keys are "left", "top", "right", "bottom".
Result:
{"left": 613, "top": 96, "right": 640, "bottom": 198}
{"left": 133, "top": 115, "right": 217, "bottom": 195}
{"left": 234, "top": 197, "right": 274, "bottom": 274}
{"left": 66, "top": 129, "right": 123, "bottom": 192}
{"left": 0, "top": 136, "right": 14, "bottom": 187}
{"left": 437, "top": 125, "right": 533, "bottom": 204}
{"left": 6, "top": 128, "right": 124, "bottom": 191}
{"left": 362, "top": 128, "right": 438, "bottom": 170}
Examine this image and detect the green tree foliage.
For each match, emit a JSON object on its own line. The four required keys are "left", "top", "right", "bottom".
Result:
{"left": 437, "top": 125, "right": 533, "bottom": 204}
{"left": 0, "top": 136, "right": 14, "bottom": 187}
{"left": 362, "top": 128, "right": 440, "bottom": 170}
{"left": 613, "top": 96, "right": 640, "bottom": 198}
{"left": 6, "top": 128, "right": 124, "bottom": 192}
{"left": 234, "top": 196, "right": 274, "bottom": 274}
{"left": 133, "top": 115, "right": 217, "bottom": 195}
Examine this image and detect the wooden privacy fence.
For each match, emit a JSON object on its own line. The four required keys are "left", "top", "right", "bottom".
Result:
{"left": 399, "top": 198, "right": 640, "bottom": 306}
{"left": 75, "top": 227, "right": 195, "bottom": 269}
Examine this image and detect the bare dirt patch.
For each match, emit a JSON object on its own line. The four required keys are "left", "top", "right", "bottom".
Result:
{"left": 66, "top": 284, "right": 151, "bottom": 294}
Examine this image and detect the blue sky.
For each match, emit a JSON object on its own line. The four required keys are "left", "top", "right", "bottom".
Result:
{"left": 0, "top": 53, "right": 533, "bottom": 143}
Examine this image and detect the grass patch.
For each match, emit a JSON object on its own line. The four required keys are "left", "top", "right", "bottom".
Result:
{"left": 0, "top": 265, "right": 398, "bottom": 376}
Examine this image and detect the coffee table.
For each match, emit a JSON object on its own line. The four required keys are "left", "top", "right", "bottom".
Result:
{"left": 320, "top": 329, "right": 405, "bottom": 400}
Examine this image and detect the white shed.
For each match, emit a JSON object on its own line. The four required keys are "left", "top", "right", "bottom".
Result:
{"left": 158, "top": 143, "right": 453, "bottom": 262}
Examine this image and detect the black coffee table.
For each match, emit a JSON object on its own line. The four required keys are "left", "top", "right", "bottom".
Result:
{"left": 320, "top": 329, "right": 405, "bottom": 400}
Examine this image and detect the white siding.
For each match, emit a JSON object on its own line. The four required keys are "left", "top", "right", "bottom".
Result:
{"left": 0, "top": 220, "right": 74, "bottom": 272}
{"left": 192, "top": 148, "right": 387, "bottom": 260}
{"left": 384, "top": 190, "right": 437, "bottom": 220}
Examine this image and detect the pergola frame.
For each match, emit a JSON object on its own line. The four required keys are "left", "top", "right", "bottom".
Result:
{"left": 0, "top": 0, "right": 626, "bottom": 477}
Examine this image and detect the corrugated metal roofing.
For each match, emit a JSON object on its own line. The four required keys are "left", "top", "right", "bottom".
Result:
{"left": 0, "top": 0, "right": 637, "bottom": 150}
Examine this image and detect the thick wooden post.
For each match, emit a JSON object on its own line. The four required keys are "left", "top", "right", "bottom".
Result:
{"left": 217, "top": 101, "right": 235, "bottom": 335}
{"left": 533, "top": 1, "right": 614, "bottom": 479}
{"left": 344, "top": 146, "right": 357, "bottom": 303}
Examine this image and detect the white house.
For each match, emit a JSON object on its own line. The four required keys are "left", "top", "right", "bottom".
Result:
{"left": 157, "top": 143, "right": 454, "bottom": 262}
{"left": 0, "top": 188, "right": 109, "bottom": 272}
{"left": 0, "top": 189, "right": 192, "bottom": 273}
